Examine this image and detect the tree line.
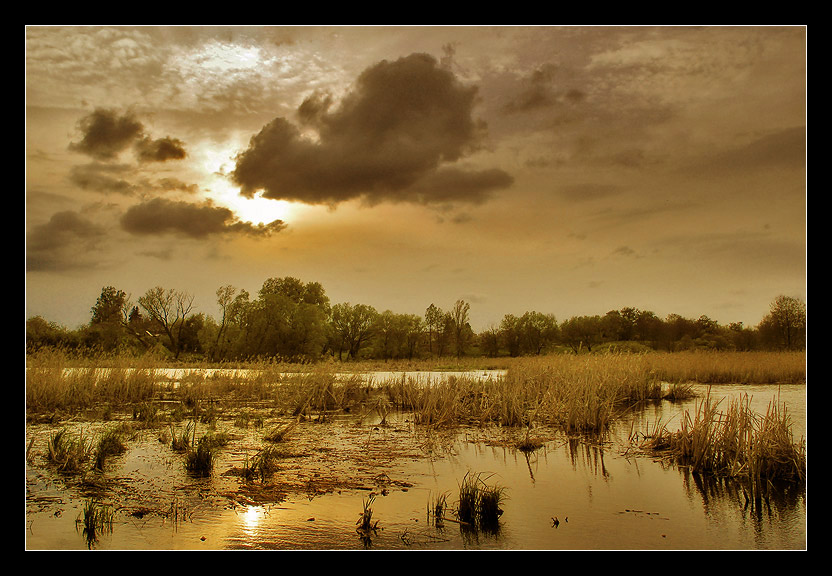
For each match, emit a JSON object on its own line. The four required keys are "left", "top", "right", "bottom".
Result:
{"left": 25, "top": 277, "right": 807, "bottom": 361}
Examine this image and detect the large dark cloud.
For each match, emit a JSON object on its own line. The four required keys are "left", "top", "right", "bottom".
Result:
{"left": 120, "top": 197, "right": 286, "bottom": 238}
{"left": 69, "top": 108, "right": 187, "bottom": 163}
{"left": 231, "top": 53, "right": 512, "bottom": 206}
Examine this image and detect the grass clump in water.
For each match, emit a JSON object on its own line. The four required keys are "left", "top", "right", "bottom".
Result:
{"left": 46, "top": 429, "right": 91, "bottom": 474}
{"left": 642, "top": 391, "right": 806, "bottom": 504}
{"left": 76, "top": 498, "right": 114, "bottom": 548}
{"left": 242, "top": 446, "right": 284, "bottom": 483}
{"left": 456, "top": 472, "right": 506, "bottom": 531}
{"left": 356, "top": 494, "right": 379, "bottom": 544}
{"left": 184, "top": 432, "right": 230, "bottom": 477}
{"left": 92, "top": 427, "right": 127, "bottom": 471}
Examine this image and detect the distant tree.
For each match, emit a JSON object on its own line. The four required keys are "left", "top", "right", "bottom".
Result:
{"left": 727, "top": 321, "right": 758, "bottom": 351}
{"left": 212, "top": 284, "right": 236, "bottom": 360}
{"left": 26, "top": 316, "right": 75, "bottom": 351}
{"left": 87, "top": 286, "right": 130, "bottom": 351}
{"left": 330, "top": 302, "right": 379, "bottom": 360}
{"left": 500, "top": 314, "right": 522, "bottom": 357}
{"left": 138, "top": 286, "right": 195, "bottom": 359}
{"left": 758, "top": 295, "right": 807, "bottom": 350}
{"left": 518, "top": 311, "right": 559, "bottom": 355}
{"left": 560, "top": 315, "right": 603, "bottom": 353}
{"left": 479, "top": 324, "right": 501, "bottom": 357}
{"left": 450, "top": 299, "right": 471, "bottom": 358}
{"left": 90, "top": 286, "right": 127, "bottom": 325}
{"left": 402, "top": 314, "right": 425, "bottom": 359}
{"left": 424, "top": 304, "right": 444, "bottom": 355}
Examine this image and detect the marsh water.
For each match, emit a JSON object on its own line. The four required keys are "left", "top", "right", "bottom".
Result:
{"left": 25, "top": 374, "right": 807, "bottom": 550}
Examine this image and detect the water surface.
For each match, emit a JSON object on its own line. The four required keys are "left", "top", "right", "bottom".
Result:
{"left": 25, "top": 379, "right": 806, "bottom": 550}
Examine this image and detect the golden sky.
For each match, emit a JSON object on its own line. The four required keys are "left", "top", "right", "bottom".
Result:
{"left": 25, "top": 26, "right": 806, "bottom": 330}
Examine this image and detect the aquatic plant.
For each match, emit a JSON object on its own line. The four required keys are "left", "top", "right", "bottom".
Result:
{"left": 92, "top": 427, "right": 127, "bottom": 471}
{"left": 170, "top": 421, "right": 196, "bottom": 452}
{"left": 456, "top": 472, "right": 506, "bottom": 530}
{"left": 643, "top": 350, "right": 806, "bottom": 385}
{"left": 46, "top": 428, "right": 91, "bottom": 474}
{"left": 356, "top": 494, "right": 379, "bottom": 546}
{"left": 76, "top": 498, "right": 114, "bottom": 549}
{"left": 428, "top": 491, "right": 449, "bottom": 526}
{"left": 264, "top": 420, "right": 298, "bottom": 442}
{"left": 184, "top": 435, "right": 217, "bottom": 476}
{"left": 641, "top": 391, "right": 806, "bottom": 503}
{"left": 242, "top": 445, "right": 284, "bottom": 483}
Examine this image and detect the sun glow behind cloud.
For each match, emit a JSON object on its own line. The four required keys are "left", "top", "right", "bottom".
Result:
{"left": 199, "top": 142, "right": 294, "bottom": 226}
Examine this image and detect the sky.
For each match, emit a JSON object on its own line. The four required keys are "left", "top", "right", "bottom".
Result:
{"left": 25, "top": 26, "right": 806, "bottom": 332}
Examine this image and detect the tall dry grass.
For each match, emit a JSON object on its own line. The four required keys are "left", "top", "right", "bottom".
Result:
{"left": 26, "top": 348, "right": 160, "bottom": 414}
{"left": 383, "top": 353, "right": 663, "bottom": 433}
{"left": 643, "top": 391, "right": 806, "bottom": 501}
{"left": 643, "top": 350, "right": 805, "bottom": 384}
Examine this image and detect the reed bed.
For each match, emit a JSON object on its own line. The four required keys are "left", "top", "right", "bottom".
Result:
{"left": 26, "top": 349, "right": 160, "bottom": 414}
{"left": 642, "top": 391, "right": 806, "bottom": 502}
{"left": 643, "top": 351, "right": 806, "bottom": 385}
{"left": 384, "top": 353, "right": 663, "bottom": 434}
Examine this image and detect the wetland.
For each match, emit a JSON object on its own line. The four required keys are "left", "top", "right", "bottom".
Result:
{"left": 25, "top": 351, "right": 807, "bottom": 550}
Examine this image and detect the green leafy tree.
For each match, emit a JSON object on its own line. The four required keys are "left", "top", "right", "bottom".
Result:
{"left": 330, "top": 302, "right": 379, "bottom": 360}
{"left": 560, "top": 315, "right": 603, "bottom": 353}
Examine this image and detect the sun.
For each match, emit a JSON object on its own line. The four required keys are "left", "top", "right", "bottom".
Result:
{"left": 199, "top": 143, "right": 294, "bottom": 226}
{"left": 221, "top": 185, "right": 294, "bottom": 225}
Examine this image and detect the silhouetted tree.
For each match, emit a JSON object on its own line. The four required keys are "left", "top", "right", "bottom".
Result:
{"left": 758, "top": 295, "right": 806, "bottom": 350}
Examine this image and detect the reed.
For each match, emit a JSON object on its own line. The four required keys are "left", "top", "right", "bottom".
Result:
{"left": 184, "top": 435, "right": 217, "bottom": 476}
{"left": 643, "top": 391, "right": 806, "bottom": 501}
{"left": 356, "top": 494, "right": 379, "bottom": 540}
{"left": 76, "top": 498, "right": 114, "bottom": 548}
{"left": 92, "top": 427, "right": 127, "bottom": 471}
{"left": 643, "top": 351, "right": 806, "bottom": 384}
{"left": 455, "top": 472, "right": 506, "bottom": 530}
{"left": 26, "top": 348, "right": 160, "bottom": 414}
{"left": 170, "top": 421, "right": 196, "bottom": 452}
{"left": 242, "top": 445, "right": 284, "bottom": 482}
{"left": 46, "top": 428, "right": 91, "bottom": 474}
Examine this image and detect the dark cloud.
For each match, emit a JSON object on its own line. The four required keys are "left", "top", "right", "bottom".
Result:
{"left": 69, "top": 108, "right": 188, "bottom": 163}
{"left": 135, "top": 136, "right": 188, "bottom": 163}
{"left": 68, "top": 108, "right": 144, "bottom": 161}
{"left": 120, "top": 197, "right": 286, "bottom": 238}
{"left": 691, "top": 126, "right": 806, "bottom": 175}
{"left": 401, "top": 167, "right": 514, "bottom": 206}
{"left": 26, "top": 210, "right": 108, "bottom": 271}
{"left": 231, "top": 53, "right": 511, "bottom": 206}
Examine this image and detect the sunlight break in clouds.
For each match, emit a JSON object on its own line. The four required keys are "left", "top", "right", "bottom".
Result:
{"left": 197, "top": 140, "right": 295, "bottom": 226}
